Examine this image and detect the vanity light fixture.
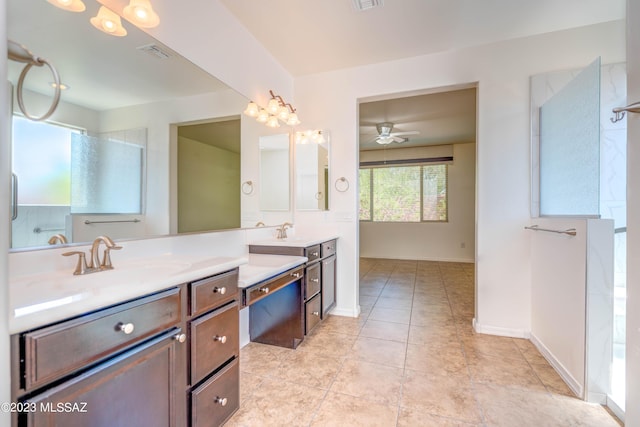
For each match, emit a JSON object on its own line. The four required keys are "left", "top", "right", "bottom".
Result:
{"left": 243, "top": 90, "right": 301, "bottom": 127}
{"left": 91, "top": 6, "right": 127, "bottom": 37}
{"left": 123, "top": 0, "right": 160, "bottom": 29}
{"left": 296, "top": 130, "right": 324, "bottom": 144}
{"left": 46, "top": 0, "right": 86, "bottom": 12}
{"left": 50, "top": 82, "right": 70, "bottom": 90}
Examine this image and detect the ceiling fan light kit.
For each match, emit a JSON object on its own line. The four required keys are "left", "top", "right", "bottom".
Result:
{"left": 372, "top": 121, "right": 418, "bottom": 145}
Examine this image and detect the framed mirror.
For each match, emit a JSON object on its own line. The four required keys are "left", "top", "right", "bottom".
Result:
{"left": 295, "top": 130, "right": 329, "bottom": 211}
{"left": 259, "top": 134, "right": 291, "bottom": 211}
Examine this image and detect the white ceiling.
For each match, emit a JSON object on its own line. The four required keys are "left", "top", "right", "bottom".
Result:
{"left": 219, "top": 0, "right": 625, "bottom": 77}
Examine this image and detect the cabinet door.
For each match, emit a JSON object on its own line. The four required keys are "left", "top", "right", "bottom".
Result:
{"left": 24, "top": 329, "right": 183, "bottom": 427}
{"left": 321, "top": 255, "right": 336, "bottom": 317}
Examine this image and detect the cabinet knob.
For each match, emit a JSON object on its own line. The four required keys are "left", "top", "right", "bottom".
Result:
{"left": 174, "top": 333, "right": 187, "bottom": 343}
{"left": 117, "top": 322, "right": 135, "bottom": 335}
{"left": 213, "top": 286, "right": 227, "bottom": 295}
{"left": 291, "top": 272, "right": 301, "bottom": 278}
{"left": 213, "top": 335, "right": 227, "bottom": 344}
{"left": 214, "top": 396, "right": 228, "bottom": 406}
{"left": 311, "top": 278, "right": 319, "bottom": 283}
{"left": 311, "top": 251, "right": 319, "bottom": 257}
{"left": 259, "top": 287, "right": 270, "bottom": 293}
{"left": 312, "top": 311, "right": 320, "bottom": 317}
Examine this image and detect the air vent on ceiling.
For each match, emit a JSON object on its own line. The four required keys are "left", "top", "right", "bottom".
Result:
{"left": 352, "top": 0, "right": 383, "bottom": 11}
{"left": 136, "top": 44, "right": 171, "bottom": 60}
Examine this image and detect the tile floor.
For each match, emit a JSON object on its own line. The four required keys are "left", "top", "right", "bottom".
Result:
{"left": 227, "top": 258, "right": 622, "bottom": 426}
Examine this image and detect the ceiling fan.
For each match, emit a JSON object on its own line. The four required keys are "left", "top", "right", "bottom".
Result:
{"left": 374, "top": 122, "right": 419, "bottom": 145}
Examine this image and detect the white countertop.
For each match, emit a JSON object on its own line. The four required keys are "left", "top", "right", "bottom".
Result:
{"left": 238, "top": 254, "right": 308, "bottom": 288}
{"left": 249, "top": 235, "right": 339, "bottom": 248}
{"left": 9, "top": 254, "right": 248, "bottom": 334}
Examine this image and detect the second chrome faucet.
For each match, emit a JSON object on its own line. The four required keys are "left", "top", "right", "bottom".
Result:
{"left": 63, "top": 235, "right": 122, "bottom": 275}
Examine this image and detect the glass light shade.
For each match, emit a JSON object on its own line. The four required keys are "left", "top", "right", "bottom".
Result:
{"left": 266, "top": 115, "right": 281, "bottom": 128}
{"left": 277, "top": 105, "right": 290, "bottom": 121}
{"left": 256, "top": 109, "right": 269, "bottom": 123}
{"left": 244, "top": 101, "right": 259, "bottom": 117}
{"left": 267, "top": 98, "right": 281, "bottom": 114}
{"left": 90, "top": 6, "right": 128, "bottom": 36}
{"left": 123, "top": 0, "right": 160, "bottom": 28}
{"left": 377, "top": 136, "right": 394, "bottom": 145}
{"left": 46, "top": 0, "right": 86, "bottom": 12}
{"left": 286, "top": 113, "right": 300, "bottom": 126}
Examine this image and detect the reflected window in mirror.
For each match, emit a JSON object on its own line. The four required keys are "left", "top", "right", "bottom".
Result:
{"left": 295, "top": 130, "right": 329, "bottom": 211}
{"left": 259, "top": 134, "right": 290, "bottom": 211}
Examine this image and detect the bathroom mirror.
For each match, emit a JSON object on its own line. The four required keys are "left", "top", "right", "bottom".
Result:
{"left": 295, "top": 130, "right": 330, "bottom": 211}
{"left": 7, "top": 0, "right": 292, "bottom": 250}
{"left": 259, "top": 134, "right": 291, "bottom": 211}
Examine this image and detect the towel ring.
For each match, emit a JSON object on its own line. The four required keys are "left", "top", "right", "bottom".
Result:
{"left": 242, "top": 180, "right": 254, "bottom": 195}
{"left": 335, "top": 177, "right": 349, "bottom": 192}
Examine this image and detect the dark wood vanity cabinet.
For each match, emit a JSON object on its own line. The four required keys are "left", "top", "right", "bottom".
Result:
{"left": 11, "top": 267, "right": 241, "bottom": 427}
{"left": 249, "top": 239, "right": 337, "bottom": 334}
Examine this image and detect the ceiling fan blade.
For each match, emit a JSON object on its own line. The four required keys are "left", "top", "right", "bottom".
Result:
{"left": 392, "top": 136, "right": 408, "bottom": 143}
{"left": 390, "top": 131, "right": 419, "bottom": 137}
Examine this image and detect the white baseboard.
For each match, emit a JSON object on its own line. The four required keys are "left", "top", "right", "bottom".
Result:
{"left": 472, "top": 318, "right": 530, "bottom": 339}
{"left": 530, "top": 333, "right": 583, "bottom": 398}
{"left": 329, "top": 305, "right": 361, "bottom": 318}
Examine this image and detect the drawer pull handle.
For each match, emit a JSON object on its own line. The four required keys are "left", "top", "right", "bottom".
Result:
{"left": 117, "top": 322, "right": 135, "bottom": 335}
{"left": 213, "top": 286, "right": 227, "bottom": 295}
{"left": 174, "top": 333, "right": 187, "bottom": 343}
{"left": 291, "top": 272, "right": 301, "bottom": 278}
{"left": 312, "top": 311, "right": 320, "bottom": 317}
{"left": 259, "top": 287, "right": 270, "bottom": 293}
{"left": 214, "top": 396, "right": 228, "bottom": 406}
{"left": 311, "top": 278, "right": 319, "bottom": 283}
{"left": 213, "top": 335, "right": 227, "bottom": 344}
{"left": 311, "top": 251, "right": 319, "bottom": 256}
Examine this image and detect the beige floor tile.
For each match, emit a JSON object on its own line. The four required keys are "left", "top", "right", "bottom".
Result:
{"left": 407, "top": 324, "right": 460, "bottom": 346}
{"left": 310, "top": 392, "right": 398, "bottom": 427}
{"left": 316, "top": 314, "right": 365, "bottom": 335}
{"left": 360, "top": 319, "right": 410, "bottom": 342}
{"left": 359, "top": 295, "right": 379, "bottom": 306}
{"left": 330, "top": 359, "right": 404, "bottom": 405}
{"left": 379, "top": 287, "right": 414, "bottom": 300}
{"left": 360, "top": 286, "right": 384, "bottom": 297}
{"left": 349, "top": 336, "right": 407, "bottom": 368}
{"left": 461, "top": 334, "right": 524, "bottom": 360}
{"left": 398, "top": 407, "right": 482, "bottom": 427}
{"left": 227, "top": 378, "right": 325, "bottom": 427}
{"left": 401, "top": 369, "right": 482, "bottom": 424}
{"left": 410, "top": 310, "right": 454, "bottom": 327}
{"left": 298, "top": 330, "right": 358, "bottom": 359}
{"left": 271, "top": 350, "right": 343, "bottom": 389}
{"left": 369, "top": 306, "right": 412, "bottom": 324}
{"left": 530, "top": 363, "right": 576, "bottom": 397}
{"left": 239, "top": 370, "right": 265, "bottom": 403}
{"left": 553, "top": 394, "right": 623, "bottom": 426}
{"left": 466, "top": 352, "right": 546, "bottom": 391}
{"left": 239, "top": 342, "right": 293, "bottom": 376}
{"left": 374, "top": 296, "right": 413, "bottom": 310}
{"left": 405, "top": 342, "right": 469, "bottom": 378}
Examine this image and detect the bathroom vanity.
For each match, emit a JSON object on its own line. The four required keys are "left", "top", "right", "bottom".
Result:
{"left": 248, "top": 237, "right": 337, "bottom": 333}
{"left": 9, "top": 257, "right": 245, "bottom": 427}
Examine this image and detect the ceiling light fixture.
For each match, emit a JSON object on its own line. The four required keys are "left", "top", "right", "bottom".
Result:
{"left": 244, "top": 90, "right": 301, "bottom": 128}
{"left": 352, "top": 0, "right": 383, "bottom": 11}
{"left": 91, "top": 6, "right": 127, "bottom": 37}
{"left": 46, "top": 0, "right": 86, "bottom": 12}
{"left": 123, "top": 0, "right": 160, "bottom": 28}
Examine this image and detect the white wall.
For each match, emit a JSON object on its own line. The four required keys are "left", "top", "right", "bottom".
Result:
{"left": 293, "top": 21, "right": 625, "bottom": 333}
{"left": 359, "top": 142, "right": 475, "bottom": 262}
{"left": 625, "top": 0, "right": 640, "bottom": 423}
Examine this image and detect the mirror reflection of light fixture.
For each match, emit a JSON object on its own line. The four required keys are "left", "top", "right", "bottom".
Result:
{"left": 123, "top": 0, "right": 160, "bottom": 28}
{"left": 243, "top": 89, "right": 301, "bottom": 128}
{"left": 91, "top": 6, "right": 127, "bottom": 37}
{"left": 266, "top": 115, "right": 280, "bottom": 128}
{"left": 46, "top": 0, "right": 86, "bottom": 12}
{"left": 50, "top": 82, "right": 70, "bottom": 90}
{"left": 295, "top": 130, "right": 324, "bottom": 144}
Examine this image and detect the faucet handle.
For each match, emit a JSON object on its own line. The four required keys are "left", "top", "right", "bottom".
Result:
{"left": 101, "top": 245, "right": 122, "bottom": 270}
{"left": 62, "top": 251, "right": 90, "bottom": 275}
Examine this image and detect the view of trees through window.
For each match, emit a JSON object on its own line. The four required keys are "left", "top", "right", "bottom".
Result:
{"left": 359, "top": 164, "right": 447, "bottom": 222}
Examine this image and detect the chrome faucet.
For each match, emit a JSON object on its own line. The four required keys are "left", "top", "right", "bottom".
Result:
{"left": 48, "top": 234, "right": 68, "bottom": 245}
{"left": 276, "top": 222, "right": 293, "bottom": 239}
{"left": 62, "top": 235, "right": 122, "bottom": 275}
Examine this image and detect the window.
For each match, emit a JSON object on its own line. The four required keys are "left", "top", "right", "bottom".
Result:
{"left": 359, "top": 164, "right": 447, "bottom": 222}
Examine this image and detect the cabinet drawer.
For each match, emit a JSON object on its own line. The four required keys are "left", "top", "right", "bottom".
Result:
{"left": 23, "top": 287, "right": 182, "bottom": 392}
{"left": 305, "top": 263, "right": 321, "bottom": 300}
{"left": 191, "top": 358, "right": 239, "bottom": 427}
{"left": 305, "top": 244, "right": 321, "bottom": 263}
{"left": 321, "top": 240, "right": 336, "bottom": 258}
{"left": 191, "top": 268, "right": 238, "bottom": 317}
{"left": 245, "top": 267, "right": 303, "bottom": 306}
{"left": 305, "top": 294, "right": 322, "bottom": 334}
{"left": 190, "top": 302, "right": 238, "bottom": 385}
